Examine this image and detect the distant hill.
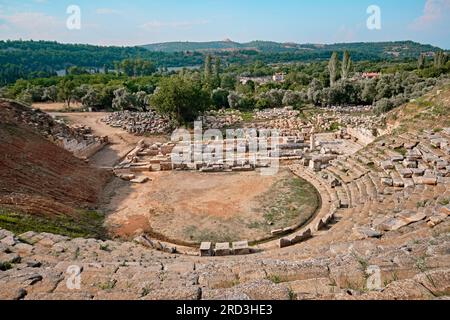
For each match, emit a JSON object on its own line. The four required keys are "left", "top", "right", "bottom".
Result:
{"left": 0, "top": 40, "right": 446, "bottom": 85}
{"left": 142, "top": 40, "right": 442, "bottom": 58}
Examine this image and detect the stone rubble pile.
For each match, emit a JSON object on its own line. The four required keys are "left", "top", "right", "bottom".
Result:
{"left": 377, "top": 129, "right": 450, "bottom": 190}
{"left": 254, "top": 107, "right": 300, "bottom": 121}
{"left": 247, "top": 119, "right": 311, "bottom": 138}
{"left": 102, "top": 111, "right": 172, "bottom": 135}
{"left": 312, "top": 112, "right": 384, "bottom": 133}
{"left": 113, "top": 139, "right": 175, "bottom": 181}
{"left": 197, "top": 109, "right": 243, "bottom": 129}
{"left": 2, "top": 100, "right": 108, "bottom": 159}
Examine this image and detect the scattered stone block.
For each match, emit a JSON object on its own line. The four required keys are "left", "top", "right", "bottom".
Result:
{"left": 411, "top": 168, "right": 425, "bottom": 177}
{"left": 290, "top": 228, "right": 313, "bottom": 244}
{"left": 279, "top": 238, "right": 291, "bottom": 248}
{"left": 232, "top": 241, "right": 250, "bottom": 255}
{"left": 130, "top": 176, "right": 149, "bottom": 184}
{"left": 398, "top": 168, "right": 413, "bottom": 178}
{"left": 381, "top": 177, "right": 393, "bottom": 187}
{"left": 397, "top": 210, "right": 427, "bottom": 224}
{"left": 377, "top": 217, "right": 409, "bottom": 231}
{"left": 271, "top": 228, "right": 285, "bottom": 236}
{"left": 381, "top": 160, "right": 394, "bottom": 170}
{"left": 391, "top": 156, "right": 404, "bottom": 162}
{"left": 355, "top": 227, "right": 382, "bottom": 239}
{"left": 214, "top": 243, "right": 231, "bottom": 256}
{"left": 200, "top": 242, "right": 213, "bottom": 257}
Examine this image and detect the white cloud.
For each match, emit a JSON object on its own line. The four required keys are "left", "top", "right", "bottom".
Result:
{"left": 140, "top": 20, "right": 209, "bottom": 31}
{"left": 0, "top": 11, "right": 67, "bottom": 41}
{"left": 95, "top": 8, "right": 120, "bottom": 15}
{"left": 0, "top": 12, "right": 60, "bottom": 31}
{"left": 411, "top": 0, "right": 450, "bottom": 29}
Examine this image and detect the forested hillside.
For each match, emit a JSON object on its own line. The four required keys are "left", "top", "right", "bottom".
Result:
{"left": 0, "top": 40, "right": 445, "bottom": 85}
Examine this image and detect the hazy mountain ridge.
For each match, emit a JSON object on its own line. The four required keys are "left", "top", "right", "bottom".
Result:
{"left": 142, "top": 40, "right": 443, "bottom": 57}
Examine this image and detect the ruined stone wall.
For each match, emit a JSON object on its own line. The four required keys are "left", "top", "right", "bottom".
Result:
{"left": 346, "top": 127, "right": 376, "bottom": 145}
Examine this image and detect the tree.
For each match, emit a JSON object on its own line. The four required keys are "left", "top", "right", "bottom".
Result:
{"left": 417, "top": 53, "right": 426, "bottom": 70}
{"left": 258, "top": 89, "right": 285, "bottom": 108}
{"left": 434, "top": 51, "right": 448, "bottom": 69}
{"left": 57, "top": 78, "right": 76, "bottom": 108}
{"left": 211, "top": 88, "right": 229, "bottom": 109}
{"left": 282, "top": 90, "right": 306, "bottom": 108}
{"left": 308, "top": 78, "right": 323, "bottom": 105}
{"left": 227, "top": 91, "right": 241, "bottom": 109}
{"left": 328, "top": 52, "right": 340, "bottom": 86}
{"left": 134, "top": 91, "right": 150, "bottom": 111}
{"left": 214, "top": 57, "right": 222, "bottom": 88}
{"left": 221, "top": 73, "right": 237, "bottom": 90}
{"left": 150, "top": 75, "right": 210, "bottom": 124}
{"left": 375, "top": 98, "right": 394, "bottom": 114}
{"left": 204, "top": 54, "right": 213, "bottom": 88}
{"left": 112, "top": 87, "right": 135, "bottom": 111}
{"left": 361, "top": 79, "right": 377, "bottom": 105}
{"left": 341, "top": 51, "right": 352, "bottom": 80}
{"left": 42, "top": 85, "right": 57, "bottom": 102}
{"left": 81, "top": 87, "right": 101, "bottom": 110}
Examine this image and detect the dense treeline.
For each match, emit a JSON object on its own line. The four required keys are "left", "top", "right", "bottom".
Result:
{"left": 0, "top": 40, "right": 203, "bottom": 85}
{"left": 1, "top": 40, "right": 447, "bottom": 86}
{"left": 1, "top": 49, "right": 449, "bottom": 124}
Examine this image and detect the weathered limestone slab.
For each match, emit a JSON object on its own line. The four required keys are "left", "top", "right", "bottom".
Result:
{"left": 381, "top": 177, "right": 394, "bottom": 187}
{"left": 404, "top": 141, "right": 419, "bottom": 149}
{"left": 398, "top": 168, "right": 413, "bottom": 178}
{"left": 200, "top": 242, "right": 213, "bottom": 257}
{"left": 403, "top": 160, "right": 418, "bottom": 168}
{"left": 391, "top": 156, "right": 404, "bottom": 162}
{"left": 232, "top": 241, "right": 250, "bottom": 255}
{"left": 279, "top": 238, "right": 291, "bottom": 248}
{"left": 290, "top": 228, "right": 313, "bottom": 245}
{"left": 354, "top": 227, "right": 382, "bottom": 239}
{"left": 377, "top": 217, "right": 410, "bottom": 231}
{"left": 214, "top": 243, "right": 231, "bottom": 256}
{"left": 397, "top": 210, "right": 427, "bottom": 224}
{"left": 130, "top": 176, "right": 149, "bottom": 184}
{"left": 130, "top": 165, "right": 152, "bottom": 172}
{"left": 381, "top": 160, "right": 394, "bottom": 170}
{"left": 411, "top": 168, "right": 425, "bottom": 176}
{"left": 413, "top": 176, "right": 437, "bottom": 185}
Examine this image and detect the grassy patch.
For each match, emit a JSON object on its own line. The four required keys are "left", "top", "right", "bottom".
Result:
{"left": 240, "top": 111, "right": 254, "bottom": 122}
{"left": 394, "top": 147, "right": 407, "bottom": 157}
{"left": 0, "top": 207, "right": 108, "bottom": 239}
{"left": 183, "top": 225, "right": 239, "bottom": 243}
{"left": 266, "top": 274, "right": 283, "bottom": 284}
{"left": 326, "top": 122, "right": 342, "bottom": 132}
{"left": 98, "top": 279, "right": 117, "bottom": 290}
{"left": 0, "top": 261, "right": 13, "bottom": 271}
{"left": 257, "top": 174, "right": 319, "bottom": 230}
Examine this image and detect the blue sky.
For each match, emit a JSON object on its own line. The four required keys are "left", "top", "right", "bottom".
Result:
{"left": 0, "top": 0, "right": 449, "bottom": 48}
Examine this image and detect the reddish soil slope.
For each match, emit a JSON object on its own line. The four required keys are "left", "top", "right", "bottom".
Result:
{"left": 0, "top": 100, "right": 112, "bottom": 217}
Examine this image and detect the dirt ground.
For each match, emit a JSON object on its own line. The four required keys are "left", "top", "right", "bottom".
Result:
{"left": 33, "top": 102, "right": 83, "bottom": 112}
{"left": 104, "top": 168, "right": 319, "bottom": 245}
{"left": 44, "top": 110, "right": 319, "bottom": 245}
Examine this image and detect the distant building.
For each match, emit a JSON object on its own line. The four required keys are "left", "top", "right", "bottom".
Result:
{"left": 361, "top": 72, "right": 381, "bottom": 80}
{"left": 238, "top": 72, "right": 286, "bottom": 85}
{"left": 272, "top": 72, "right": 285, "bottom": 82}
{"left": 239, "top": 76, "right": 271, "bottom": 85}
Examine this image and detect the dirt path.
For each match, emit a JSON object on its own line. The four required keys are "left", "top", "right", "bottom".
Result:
{"left": 50, "top": 112, "right": 168, "bottom": 167}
